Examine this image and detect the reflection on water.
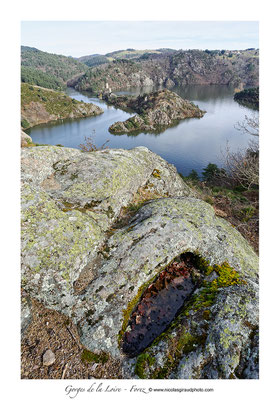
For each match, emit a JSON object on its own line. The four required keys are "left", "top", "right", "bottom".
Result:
{"left": 122, "top": 253, "right": 197, "bottom": 357}
{"left": 29, "top": 85, "right": 258, "bottom": 177}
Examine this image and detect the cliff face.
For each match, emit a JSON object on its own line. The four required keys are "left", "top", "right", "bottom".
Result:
{"left": 21, "top": 83, "right": 103, "bottom": 129}
{"left": 106, "top": 89, "right": 205, "bottom": 133}
{"left": 21, "top": 145, "right": 259, "bottom": 379}
{"left": 74, "top": 50, "right": 259, "bottom": 94}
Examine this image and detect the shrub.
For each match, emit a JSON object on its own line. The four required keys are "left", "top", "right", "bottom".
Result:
{"left": 187, "top": 169, "right": 200, "bottom": 181}
{"left": 21, "top": 119, "right": 30, "bottom": 129}
{"left": 223, "top": 114, "right": 259, "bottom": 189}
{"left": 202, "top": 163, "right": 222, "bottom": 182}
{"left": 223, "top": 145, "right": 259, "bottom": 189}
{"left": 79, "top": 132, "right": 109, "bottom": 152}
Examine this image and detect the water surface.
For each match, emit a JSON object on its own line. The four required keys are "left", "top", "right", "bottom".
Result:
{"left": 29, "top": 85, "right": 258, "bottom": 176}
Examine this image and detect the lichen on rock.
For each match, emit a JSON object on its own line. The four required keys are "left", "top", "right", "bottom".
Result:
{"left": 75, "top": 197, "right": 258, "bottom": 377}
{"left": 21, "top": 145, "right": 258, "bottom": 379}
{"left": 21, "top": 145, "right": 192, "bottom": 313}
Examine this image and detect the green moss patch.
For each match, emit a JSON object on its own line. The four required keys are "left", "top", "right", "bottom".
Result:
{"left": 128, "top": 252, "right": 247, "bottom": 379}
{"left": 81, "top": 349, "right": 109, "bottom": 364}
{"left": 184, "top": 260, "right": 246, "bottom": 313}
{"left": 135, "top": 353, "right": 155, "bottom": 379}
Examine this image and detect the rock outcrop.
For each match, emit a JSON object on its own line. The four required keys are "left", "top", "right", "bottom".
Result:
{"left": 21, "top": 83, "right": 103, "bottom": 130}
{"left": 21, "top": 145, "right": 258, "bottom": 379}
{"left": 21, "top": 129, "right": 32, "bottom": 147}
{"left": 74, "top": 50, "right": 259, "bottom": 94}
{"left": 107, "top": 89, "right": 205, "bottom": 133}
{"left": 21, "top": 146, "right": 192, "bottom": 313}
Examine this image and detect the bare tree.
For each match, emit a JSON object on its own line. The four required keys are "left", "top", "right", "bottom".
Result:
{"left": 223, "top": 113, "right": 259, "bottom": 189}
{"left": 79, "top": 130, "right": 109, "bottom": 152}
{"left": 235, "top": 113, "right": 259, "bottom": 138}
{"left": 223, "top": 145, "right": 259, "bottom": 188}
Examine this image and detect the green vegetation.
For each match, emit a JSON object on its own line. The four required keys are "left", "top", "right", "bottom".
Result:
{"left": 132, "top": 255, "right": 247, "bottom": 379}
{"left": 202, "top": 163, "right": 225, "bottom": 182}
{"left": 234, "top": 87, "right": 259, "bottom": 110}
{"left": 21, "top": 46, "right": 88, "bottom": 87}
{"left": 21, "top": 66, "right": 65, "bottom": 91}
{"left": 79, "top": 49, "right": 156, "bottom": 70}
{"left": 78, "top": 54, "right": 110, "bottom": 67}
{"left": 81, "top": 349, "right": 109, "bottom": 364}
{"left": 135, "top": 353, "right": 155, "bottom": 379}
{"left": 21, "top": 83, "right": 74, "bottom": 116}
{"left": 21, "top": 118, "right": 30, "bottom": 129}
{"left": 186, "top": 169, "right": 200, "bottom": 181}
{"left": 187, "top": 260, "right": 246, "bottom": 312}
{"left": 77, "top": 49, "right": 168, "bottom": 66}
{"left": 21, "top": 83, "right": 100, "bottom": 128}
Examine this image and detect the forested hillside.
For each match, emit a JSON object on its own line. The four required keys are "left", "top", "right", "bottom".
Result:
{"left": 21, "top": 46, "right": 88, "bottom": 89}
{"left": 21, "top": 66, "right": 65, "bottom": 91}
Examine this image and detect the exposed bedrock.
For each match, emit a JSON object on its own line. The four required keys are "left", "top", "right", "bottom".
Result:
{"left": 21, "top": 145, "right": 258, "bottom": 379}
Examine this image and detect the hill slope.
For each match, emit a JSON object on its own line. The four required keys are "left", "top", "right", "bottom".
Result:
{"left": 21, "top": 46, "right": 88, "bottom": 89}
{"left": 77, "top": 48, "right": 176, "bottom": 67}
{"left": 21, "top": 66, "right": 66, "bottom": 91}
{"left": 21, "top": 83, "right": 103, "bottom": 129}
{"left": 74, "top": 49, "right": 259, "bottom": 94}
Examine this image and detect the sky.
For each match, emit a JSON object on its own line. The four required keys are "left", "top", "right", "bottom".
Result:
{"left": 21, "top": 21, "right": 259, "bottom": 57}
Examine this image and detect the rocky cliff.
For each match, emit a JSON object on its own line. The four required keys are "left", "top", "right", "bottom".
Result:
{"left": 21, "top": 83, "right": 103, "bottom": 129}
{"left": 21, "top": 145, "right": 258, "bottom": 379}
{"left": 105, "top": 89, "right": 205, "bottom": 133}
{"left": 74, "top": 50, "right": 259, "bottom": 94}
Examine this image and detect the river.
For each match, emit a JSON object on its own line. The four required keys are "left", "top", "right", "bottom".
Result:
{"left": 28, "top": 85, "right": 258, "bottom": 177}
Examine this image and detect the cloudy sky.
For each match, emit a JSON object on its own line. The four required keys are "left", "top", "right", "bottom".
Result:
{"left": 21, "top": 21, "right": 259, "bottom": 57}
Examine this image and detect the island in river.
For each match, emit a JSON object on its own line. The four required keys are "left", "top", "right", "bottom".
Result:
{"left": 104, "top": 89, "right": 205, "bottom": 134}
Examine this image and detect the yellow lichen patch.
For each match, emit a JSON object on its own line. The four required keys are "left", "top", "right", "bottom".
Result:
{"left": 21, "top": 186, "right": 103, "bottom": 290}
{"left": 213, "top": 262, "right": 247, "bottom": 288}
{"left": 152, "top": 168, "right": 161, "bottom": 179}
{"left": 130, "top": 254, "right": 248, "bottom": 379}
